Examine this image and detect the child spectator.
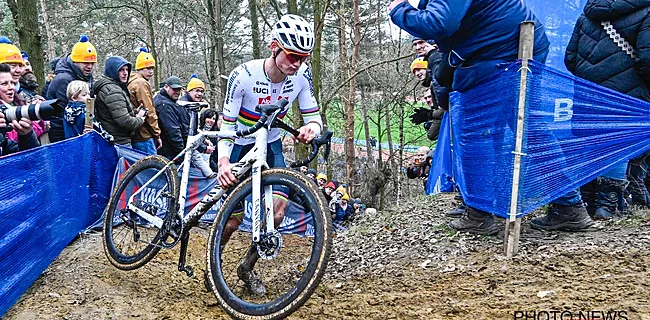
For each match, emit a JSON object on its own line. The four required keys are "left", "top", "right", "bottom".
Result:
{"left": 63, "top": 80, "right": 113, "bottom": 141}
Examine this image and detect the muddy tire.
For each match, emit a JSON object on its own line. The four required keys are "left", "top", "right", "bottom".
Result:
{"left": 206, "top": 168, "right": 332, "bottom": 320}
{"left": 103, "top": 155, "right": 179, "bottom": 270}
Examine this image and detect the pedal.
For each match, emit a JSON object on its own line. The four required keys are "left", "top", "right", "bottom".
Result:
{"left": 179, "top": 264, "right": 194, "bottom": 277}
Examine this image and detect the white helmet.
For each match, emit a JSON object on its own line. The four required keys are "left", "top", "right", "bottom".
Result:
{"left": 272, "top": 14, "right": 315, "bottom": 54}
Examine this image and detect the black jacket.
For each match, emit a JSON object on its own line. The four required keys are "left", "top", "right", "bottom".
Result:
{"left": 46, "top": 55, "right": 94, "bottom": 142}
{"left": 155, "top": 89, "right": 187, "bottom": 158}
{"left": 565, "top": 0, "right": 650, "bottom": 101}
{"left": 423, "top": 49, "right": 450, "bottom": 110}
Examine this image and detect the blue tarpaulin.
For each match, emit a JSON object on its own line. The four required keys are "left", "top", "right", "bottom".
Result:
{"left": 425, "top": 112, "right": 454, "bottom": 195}
{"left": 0, "top": 133, "right": 117, "bottom": 317}
{"left": 451, "top": 60, "right": 650, "bottom": 218}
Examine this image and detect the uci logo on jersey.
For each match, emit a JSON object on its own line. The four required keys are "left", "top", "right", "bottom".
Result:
{"left": 253, "top": 86, "right": 269, "bottom": 94}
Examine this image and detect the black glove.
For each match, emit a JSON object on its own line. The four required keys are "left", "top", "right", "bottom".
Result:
{"left": 431, "top": 108, "right": 446, "bottom": 121}
{"left": 410, "top": 107, "right": 433, "bottom": 125}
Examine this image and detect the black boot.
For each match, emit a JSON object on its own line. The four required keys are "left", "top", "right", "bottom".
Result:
{"left": 593, "top": 177, "right": 628, "bottom": 220}
{"left": 580, "top": 179, "right": 598, "bottom": 216}
{"left": 445, "top": 202, "right": 466, "bottom": 217}
{"left": 627, "top": 160, "right": 650, "bottom": 206}
{"left": 448, "top": 206, "right": 499, "bottom": 235}
{"left": 530, "top": 201, "right": 594, "bottom": 231}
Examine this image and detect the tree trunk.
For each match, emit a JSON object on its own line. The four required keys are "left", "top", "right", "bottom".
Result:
{"left": 215, "top": 0, "right": 227, "bottom": 105}
{"left": 360, "top": 88, "right": 372, "bottom": 160}
{"left": 142, "top": 0, "right": 159, "bottom": 88}
{"left": 39, "top": 0, "right": 55, "bottom": 60}
{"left": 7, "top": 0, "right": 45, "bottom": 88}
{"left": 249, "top": 0, "right": 260, "bottom": 59}
{"left": 313, "top": 0, "right": 325, "bottom": 128}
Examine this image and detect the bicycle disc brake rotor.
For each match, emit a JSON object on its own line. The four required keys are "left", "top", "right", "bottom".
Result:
{"left": 257, "top": 229, "right": 283, "bottom": 260}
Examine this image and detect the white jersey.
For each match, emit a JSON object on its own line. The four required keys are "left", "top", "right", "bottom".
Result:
{"left": 218, "top": 59, "right": 322, "bottom": 159}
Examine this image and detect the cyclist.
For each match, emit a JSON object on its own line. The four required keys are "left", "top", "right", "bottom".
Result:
{"left": 216, "top": 14, "right": 323, "bottom": 296}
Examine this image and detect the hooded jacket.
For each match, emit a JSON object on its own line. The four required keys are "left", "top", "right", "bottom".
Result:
{"left": 46, "top": 55, "right": 93, "bottom": 142}
{"left": 565, "top": 0, "right": 650, "bottom": 101}
{"left": 94, "top": 56, "right": 144, "bottom": 145}
{"left": 390, "top": 0, "right": 550, "bottom": 66}
{"left": 128, "top": 72, "right": 161, "bottom": 141}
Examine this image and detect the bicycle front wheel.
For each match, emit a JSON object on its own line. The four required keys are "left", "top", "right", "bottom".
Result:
{"left": 206, "top": 168, "right": 332, "bottom": 320}
{"left": 103, "top": 155, "right": 180, "bottom": 270}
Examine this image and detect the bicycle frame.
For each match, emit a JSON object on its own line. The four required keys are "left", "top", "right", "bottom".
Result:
{"left": 127, "top": 114, "right": 278, "bottom": 243}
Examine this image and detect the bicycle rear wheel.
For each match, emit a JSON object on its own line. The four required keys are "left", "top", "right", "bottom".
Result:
{"left": 103, "top": 155, "right": 180, "bottom": 270}
{"left": 206, "top": 168, "right": 332, "bottom": 320}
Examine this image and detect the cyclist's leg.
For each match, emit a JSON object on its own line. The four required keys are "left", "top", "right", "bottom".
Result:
{"left": 221, "top": 144, "right": 251, "bottom": 245}
{"left": 268, "top": 139, "right": 288, "bottom": 226}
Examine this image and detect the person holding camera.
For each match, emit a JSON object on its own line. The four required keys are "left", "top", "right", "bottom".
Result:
{"left": 94, "top": 56, "right": 145, "bottom": 147}
{"left": 0, "top": 63, "right": 39, "bottom": 156}
{"left": 406, "top": 146, "right": 432, "bottom": 183}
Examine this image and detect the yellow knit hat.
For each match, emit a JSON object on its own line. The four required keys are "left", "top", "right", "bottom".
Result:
{"left": 341, "top": 193, "right": 349, "bottom": 201}
{"left": 135, "top": 47, "right": 155, "bottom": 70}
{"left": 316, "top": 173, "right": 327, "bottom": 181}
{"left": 410, "top": 57, "right": 427, "bottom": 73}
{"left": 0, "top": 37, "right": 24, "bottom": 66}
{"left": 70, "top": 35, "right": 97, "bottom": 63}
{"left": 187, "top": 74, "right": 205, "bottom": 92}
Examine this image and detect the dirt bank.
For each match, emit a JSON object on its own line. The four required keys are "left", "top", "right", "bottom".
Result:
{"left": 5, "top": 194, "right": 650, "bottom": 320}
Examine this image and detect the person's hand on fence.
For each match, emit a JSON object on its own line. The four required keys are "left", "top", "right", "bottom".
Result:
{"left": 410, "top": 107, "right": 433, "bottom": 124}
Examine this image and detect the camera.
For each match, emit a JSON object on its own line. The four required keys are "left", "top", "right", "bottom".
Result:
{"left": 0, "top": 99, "right": 57, "bottom": 133}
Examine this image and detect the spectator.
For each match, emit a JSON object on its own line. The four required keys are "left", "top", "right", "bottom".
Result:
{"left": 334, "top": 192, "right": 354, "bottom": 223}
{"left": 299, "top": 166, "right": 309, "bottom": 174}
{"left": 0, "top": 37, "right": 26, "bottom": 106}
{"left": 412, "top": 36, "right": 449, "bottom": 110}
{"left": 94, "top": 56, "right": 144, "bottom": 147}
{"left": 42, "top": 57, "right": 60, "bottom": 97}
{"left": 178, "top": 74, "right": 214, "bottom": 161}
{"left": 155, "top": 76, "right": 214, "bottom": 178}
{"left": 534, "top": 0, "right": 650, "bottom": 225}
{"left": 199, "top": 108, "right": 219, "bottom": 172}
{"left": 406, "top": 146, "right": 432, "bottom": 182}
{"left": 410, "top": 57, "right": 428, "bottom": 82}
{"left": 412, "top": 88, "right": 445, "bottom": 141}
{"left": 389, "top": 0, "right": 587, "bottom": 235}
{"left": 47, "top": 35, "right": 97, "bottom": 142}
{"left": 128, "top": 47, "right": 161, "bottom": 155}
{"left": 63, "top": 80, "right": 113, "bottom": 141}
{"left": 21, "top": 52, "right": 32, "bottom": 73}
{"left": 316, "top": 173, "right": 327, "bottom": 187}
{"left": 306, "top": 168, "right": 317, "bottom": 181}
{"left": 0, "top": 63, "right": 39, "bottom": 156}
{"left": 322, "top": 181, "right": 336, "bottom": 203}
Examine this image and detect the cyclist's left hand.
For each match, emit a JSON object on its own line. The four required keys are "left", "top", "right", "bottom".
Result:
{"left": 296, "top": 125, "right": 316, "bottom": 143}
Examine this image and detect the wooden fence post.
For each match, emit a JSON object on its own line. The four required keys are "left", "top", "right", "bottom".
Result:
{"left": 84, "top": 98, "right": 95, "bottom": 131}
{"left": 503, "top": 21, "right": 535, "bottom": 258}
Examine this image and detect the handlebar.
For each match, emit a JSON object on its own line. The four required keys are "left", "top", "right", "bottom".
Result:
{"left": 231, "top": 99, "right": 332, "bottom": 167}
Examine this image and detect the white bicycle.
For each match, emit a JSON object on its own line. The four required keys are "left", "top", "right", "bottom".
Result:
{"left": 102, "top": 99, "right": 333, "bottom": 319}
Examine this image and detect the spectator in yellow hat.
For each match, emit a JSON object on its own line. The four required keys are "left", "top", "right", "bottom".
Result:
{"left": 0, "top": 37, "right": 25, "bottom": 105}
{"left": 316, "top": 173, "right": 327, "bottom": 187}
{"left": 410, "top": 57, "right": 428, "bottom": 82}
{"left": 180, "top": 74, "right": 206, "bottom": 103}
{"left": 128, "top": 47, "right": 161, "bottom": 155}
{"left": 46, "top": 35, "right": 98, "bottom": 142}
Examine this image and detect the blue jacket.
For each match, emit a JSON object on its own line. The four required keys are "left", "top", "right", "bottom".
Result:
{"left": 390, "top": 0, "right": 550, "bottom": 64}
{"left": 46, "top": 55, "right": 93, "bottom": 142}
{"left": 565, "top": 0, "right": 650, "bottom": 102}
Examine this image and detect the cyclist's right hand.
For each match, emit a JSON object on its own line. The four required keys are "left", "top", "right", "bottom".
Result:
{"left": 217, "top": 157, "right": 238, "bottom": 188}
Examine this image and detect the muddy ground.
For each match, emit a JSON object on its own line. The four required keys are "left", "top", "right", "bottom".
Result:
{"left": 4, "top": 194, "right": 650, "bottom": 320}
